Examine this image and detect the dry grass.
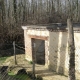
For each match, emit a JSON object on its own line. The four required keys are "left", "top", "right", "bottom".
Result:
{"left": 2, "top": 54, "right": 32, "bottom": 74}
{"left": 1, "top": 54, "right": 80, "bottom": 80}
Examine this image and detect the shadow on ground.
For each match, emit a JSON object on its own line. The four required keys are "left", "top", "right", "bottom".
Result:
{"left": 0, "top": 66, "right": 31, "bottom": 80}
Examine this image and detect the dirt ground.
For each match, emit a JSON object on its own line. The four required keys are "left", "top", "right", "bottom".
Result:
{"left": 1, "top": 54, "right": 80, "bottom": 80}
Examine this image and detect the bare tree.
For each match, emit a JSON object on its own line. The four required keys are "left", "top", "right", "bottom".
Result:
{"left": 1, "top": 0, "right": 80, "bottom": 44}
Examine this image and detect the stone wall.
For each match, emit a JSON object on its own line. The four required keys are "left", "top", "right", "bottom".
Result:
{"left": 49, "top": 31, "right": 80, "bottom": 75}
{"left": 24, "top": 29, "right": 32, "bottom": 61}
{"left": 74, "top": 33, "right": 80, "bottom": 73}
{"left": 23, "top": 28, "right": 80, "bottom": 75}
{"left": 24, "top": 29, "right": 49, "bottom": 63}
{"left": 49, "top": 32, "right": 68, "bottom": 75}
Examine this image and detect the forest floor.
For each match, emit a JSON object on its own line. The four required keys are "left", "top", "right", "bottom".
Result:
{"left": 0, "top": 54, "right": 80, "bottom": 80}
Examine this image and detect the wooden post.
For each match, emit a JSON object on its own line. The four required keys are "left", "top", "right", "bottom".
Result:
{"left": 32, "top": 39, "right": 36, "bottom": 79}
{"left": 13, "top": 41, "right": 17, "bottom": 65}
{"left": 67, "top": 19, "right": 75, "bottom": 80}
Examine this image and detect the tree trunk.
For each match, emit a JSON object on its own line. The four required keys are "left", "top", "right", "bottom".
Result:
{"left": 13, "top": 0, "right": 17, "bottom": 24}
{"left": 67, "top": 19, "right": 75, "bottom": 80}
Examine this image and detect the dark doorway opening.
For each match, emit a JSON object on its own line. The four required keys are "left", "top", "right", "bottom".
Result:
{"left": 32, "top": 38, "right": 45, "bottom": 65}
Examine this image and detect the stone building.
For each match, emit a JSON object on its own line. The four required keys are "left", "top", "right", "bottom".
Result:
{"left": 22, "top": 23, "right": 80, "bottom": 75}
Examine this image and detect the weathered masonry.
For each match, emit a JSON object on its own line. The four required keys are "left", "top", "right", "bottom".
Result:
{"left": 22, "top": 23, "right": 80, "bottom": 75}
